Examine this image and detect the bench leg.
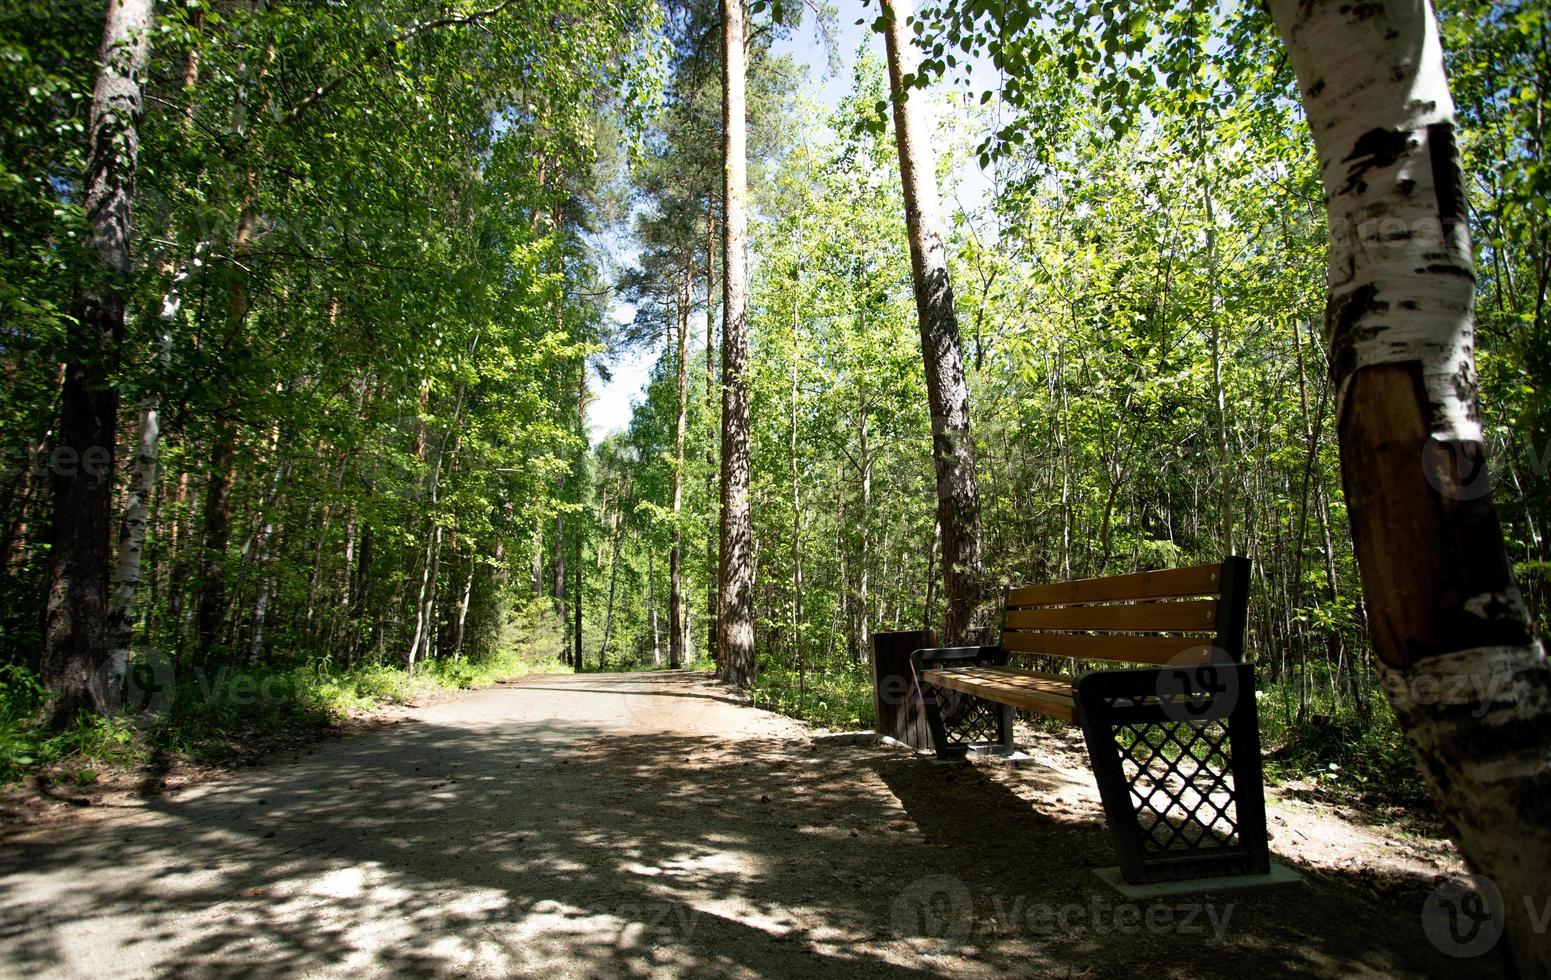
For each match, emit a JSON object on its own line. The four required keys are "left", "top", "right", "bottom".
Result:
{"left": 1074, "top": 662, "right": 1270, "bottom": 884}
{"left": 913, "top": 649, "right": 1014, "bottom": 760}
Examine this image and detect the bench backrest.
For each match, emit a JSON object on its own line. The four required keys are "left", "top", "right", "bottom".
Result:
{"left": 998, "top": 557, "right": 1250, "bottom": 669}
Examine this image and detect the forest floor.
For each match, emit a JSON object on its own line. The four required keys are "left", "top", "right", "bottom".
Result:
{"left": 0, "top": 671, "right": 1490, "bottom": 978}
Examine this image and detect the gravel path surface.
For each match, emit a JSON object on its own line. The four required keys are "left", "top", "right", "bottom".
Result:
{"left": 0, "top": 671, "right": 1490, "bottom": 977}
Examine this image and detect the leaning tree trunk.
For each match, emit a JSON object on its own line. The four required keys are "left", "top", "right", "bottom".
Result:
{"left": 879, "top": 0, "right": 988, "bottom": 645}
{"left": 41, "top": 0, "right": 155, "bottom": 720}
{"left": 1270, "top": 2, "right": 1551, "bottom": 973}
{"left": 718, "top": 0, "right": 756, "bottom": 686}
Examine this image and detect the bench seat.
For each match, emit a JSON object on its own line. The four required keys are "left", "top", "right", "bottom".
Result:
{"left": 919, "top": 665, "right": 1075, "bottom": 721}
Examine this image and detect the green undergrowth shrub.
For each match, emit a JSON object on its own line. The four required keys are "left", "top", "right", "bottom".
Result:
{"left": 750, "top": 666, "right": 874, "bottom": 731}
{"left": 1, "top": 664, "right": 143, "bottom": 781}
{"left": 1258, "top": 685, "right": 1430, "bottom": 810}
{"left": 0, "top": 625, "right": 570, "bottom": 784}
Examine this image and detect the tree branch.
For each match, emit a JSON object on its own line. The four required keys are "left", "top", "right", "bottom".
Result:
{"left": 277, "top": 0, "right": 524, "bottom": 128}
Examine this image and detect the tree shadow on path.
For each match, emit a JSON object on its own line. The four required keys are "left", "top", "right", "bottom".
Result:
{"left": 0, "top": 672, "right": 1498, "bottom": 978}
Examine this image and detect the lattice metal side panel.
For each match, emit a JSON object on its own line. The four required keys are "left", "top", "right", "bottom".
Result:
{"left": 912, "top": 647, "right": 1014, "bottom": 759}
{"left": 1076, "top": 663, "right": 1269, "bottom": 884}
{"left": 936, "top": 685, "right": 1009, "bottom": 750}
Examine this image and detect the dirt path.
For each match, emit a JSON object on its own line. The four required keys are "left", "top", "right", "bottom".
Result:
{"left": 0, "top": 671, "right": 1489, "bottom": 978}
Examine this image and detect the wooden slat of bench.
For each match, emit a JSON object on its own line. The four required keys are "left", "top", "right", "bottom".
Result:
{"left": 1003, "top": 598, "right": 1218, "bottom": 633}
{"left": 1007, "top": 562, "right": 1223, "bottom": 607}
{"left": 1001, "top": 632, "right": 1217, "bottom": 665}
{"left": 921, "top": 666, "right": 1075, "bottom": 722}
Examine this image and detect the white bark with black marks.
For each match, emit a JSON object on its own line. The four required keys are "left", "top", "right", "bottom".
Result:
{"left": 1272, "top": 2, "right": 1550, "bottom": 973}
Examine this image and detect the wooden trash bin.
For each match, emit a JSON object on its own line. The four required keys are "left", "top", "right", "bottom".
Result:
{"left": 871, "top": 628, "right": 937, "bottom": 751}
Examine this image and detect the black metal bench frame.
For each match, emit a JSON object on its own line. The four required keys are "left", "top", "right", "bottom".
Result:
{"left": 910, "top": 557, "right": 1271, "bottom": 884}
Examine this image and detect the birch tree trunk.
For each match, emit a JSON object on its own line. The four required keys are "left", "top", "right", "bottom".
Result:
{"left": 451, "top": 559, "right": 475, "bottom": 660}
{"left": 105, "top": 278, "right": 179, "bottom": 683}
{"left": 531, "top": 525, "right": 543, "bottom": 599}
{"left": 718, "top": 0, "right": 756, "bottom": 686}
{"left": 103, "top": 24, "right": 203, "bottom": 687}
{"left": 41, "top": 0, "right": 155, "bottom": 718}
{"left": 879, "top": 0, "right": 988, "bottom": 644}
{"left": 1270, "top": 2, "right": 1551, "bottom": 972}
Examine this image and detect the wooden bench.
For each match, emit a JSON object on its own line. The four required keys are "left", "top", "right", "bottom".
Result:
{"left": 910, "top": 557, "right": 1271, "bottom": 884}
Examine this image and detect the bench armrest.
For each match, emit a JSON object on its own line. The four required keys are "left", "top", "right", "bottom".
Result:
{"left": 910, "top": 645, "right": 1008, "bottom": 669}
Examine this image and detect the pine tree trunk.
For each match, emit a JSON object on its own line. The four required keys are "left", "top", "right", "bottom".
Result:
{"left": 41, "top": 0, "right": 155, "bottom": 719}
{"left": 879, "top": 0, "right": 988, "bottom": 644}
{"left": 573, "top": 532, "right": 583, "bottom": 671}
{"left": 670, "top": 272, "right": 689, "bottom": 669}
{"left": 704, "top": 203, "right": 720, "bottom": 670}
{"left": 1270, "top": 2, "right": 1551, "bottom": 972}
{"left": 718, "top": 0, "right": 756, "bottom": 686}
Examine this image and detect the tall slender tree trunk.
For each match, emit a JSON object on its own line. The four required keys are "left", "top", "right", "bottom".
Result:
{"left": 452, "top": 559, "right": 475, "bottom": 660}
{"left": 531, "top": 525, "right": 544, "bottom": 599}
{"left": 573, "top": 348, "right": 586, "bottom": 668}
{"left": 247, "top": 425, "right": 285, "bottom": 661}
{"left": 789, "top": 272, "right": 804, "bottom": 677}
{"left": 879, "top": 0, "right": 988, "bottom": 644}
{"left": 195, "top": 427, "right": 236, "bottom": 665}
{"left": 1201, "top": 138, "right": 1233, "bottom": 555}
{"left": 1271, "top": 2, "right": 1551, "bottom": 972}
{"left": 104, "top": 26, "right": 203, "bottom": 684}
{"left": 669, "top": 272, "right": 689, "bottom": 669}
{"left": 571, "top": 533, "right": 582, "bottom": 670}
{"left": 105, "top": 281, "right": 176, "bottom": 679}
{"left": 554, "top": 512, "right": 567, "bottom": 662}
{"left": 41, "top": 0, "right": 155, "bottom": 718}
{"left": 599, "top": 507, "right": 622, "bottom": 669}
{"left": 858, "top": 402, "right": 872, "bottom": 660}
{"left": 336, "top": 503, "right": 356, "bottom": 658}
{"left": 704, "top": 204, "right": 719, "bottom": 671}
{"left": 649, "top": 544, "right": 661, "bottom": 666}
{"left": 718, "top": 0, "right": 756, "bottom": 686}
